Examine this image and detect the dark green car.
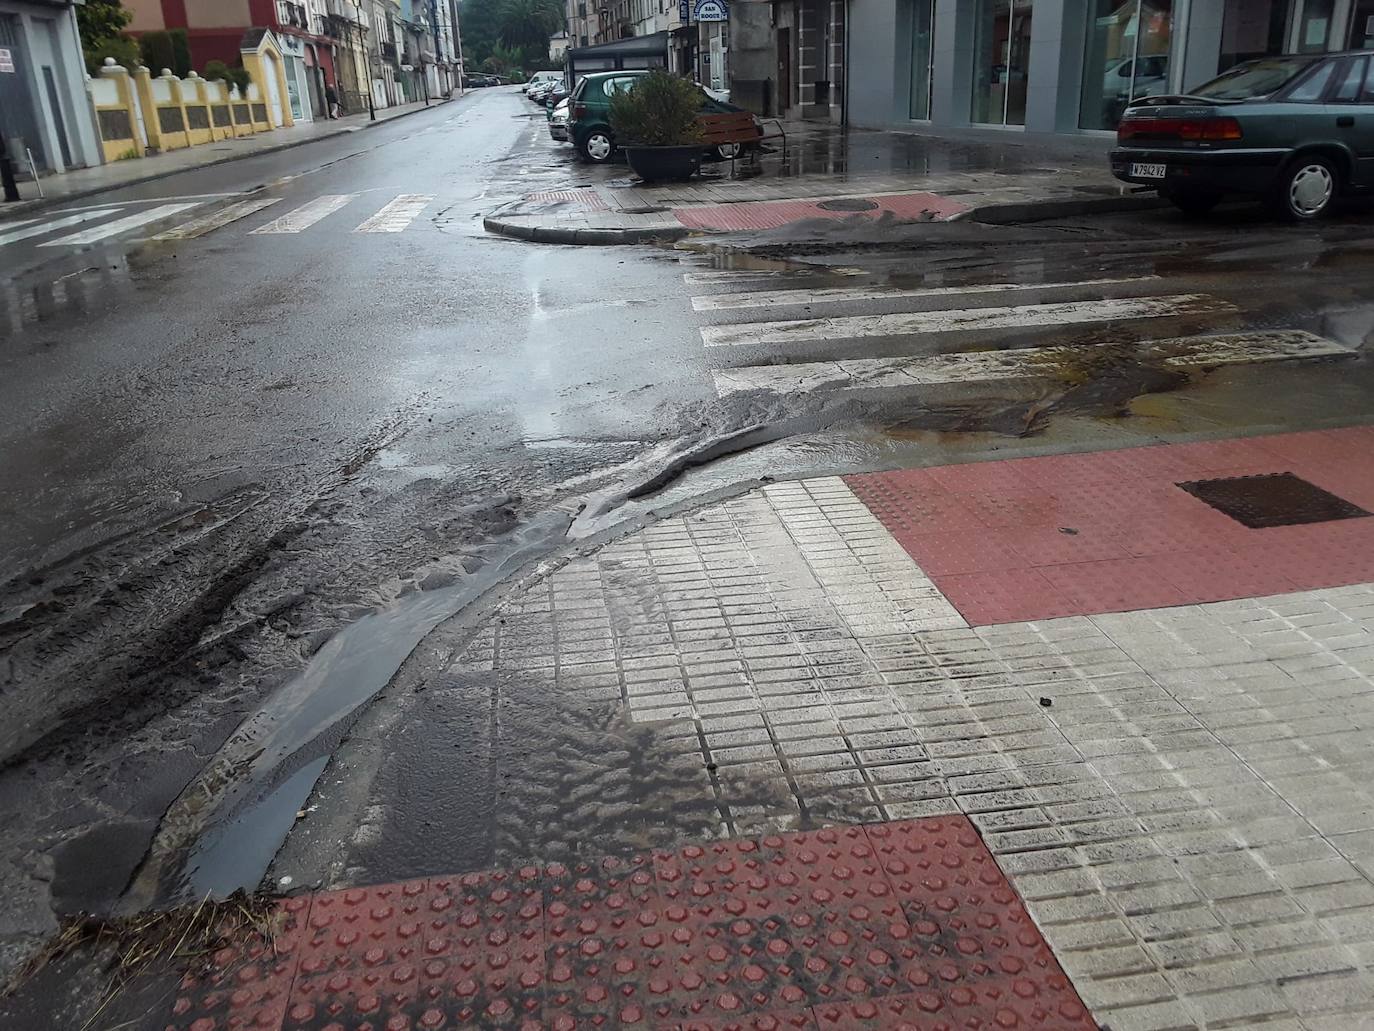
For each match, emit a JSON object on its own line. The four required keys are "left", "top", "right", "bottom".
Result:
{"left": 1111, "top": 51, "right": 1374, "bottom": 219}
{"left": 568, "top": 70, "right": 750, "bottom": 164}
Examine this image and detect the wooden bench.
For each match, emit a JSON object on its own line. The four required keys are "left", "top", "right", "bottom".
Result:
{"left": 698, "top": 111, "right": 764, "bottom": 148}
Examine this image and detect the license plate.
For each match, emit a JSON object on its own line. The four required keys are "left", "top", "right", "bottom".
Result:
{"left": 1130, "top": 162, "right": 1167, "bottom": 179}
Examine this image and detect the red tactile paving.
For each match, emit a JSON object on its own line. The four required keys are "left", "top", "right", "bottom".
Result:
{"left": 672, "top": 194, "right": 969, "bottom": 232}
{"left": 846, "top": 426, "right": 1374, "bottom": 625}
{"left": 166, "top": 818, "right": 1097, "bottom": 1030}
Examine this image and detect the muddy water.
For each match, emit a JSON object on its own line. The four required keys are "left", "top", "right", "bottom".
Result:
{"left": 125, "top": 512, "right": 570, "bottom": 905}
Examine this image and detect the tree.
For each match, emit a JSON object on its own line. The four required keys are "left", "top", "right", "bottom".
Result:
{"left": 139, "top": 30, "right": 174, "bottom": 74}
{"left": 497, "top": 0, "right": 562, "bottom": 55}
{"left": 77, "top": 0, "right": 140, "bottom": 75}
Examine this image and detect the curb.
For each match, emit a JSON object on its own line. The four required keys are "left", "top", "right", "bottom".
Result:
{"left": 482, "top": 214, "right": 689, "bottom": 245}
{"left": 965, "top": 192, "right": 1167, "bottom": 223}
{"left": 484, "top": 189, "right": 1167, "bottom": 245}
{"left": 0, "top": 97, "right": 457, "bottom": 219}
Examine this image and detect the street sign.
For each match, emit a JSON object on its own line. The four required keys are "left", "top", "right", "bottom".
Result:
{"left": 0, "top": 49, "right": 14, "bottom": 74}
{"left": 693, "top": 0, "right": 728, "bottom": 21}
{"left": 679, "top": 0, "right": 689, "bottom": 21}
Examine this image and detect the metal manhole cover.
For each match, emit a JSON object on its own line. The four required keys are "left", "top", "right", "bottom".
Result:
{"left": 817, "top": 198, "right": 879, "bottom": 212}
{"left": 1177, "top": 473, "right": 1370, "bottom": 529}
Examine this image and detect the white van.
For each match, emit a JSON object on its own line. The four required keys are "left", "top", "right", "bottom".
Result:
{"left": 524, "top": 71, "right": 564, "bottom": 95}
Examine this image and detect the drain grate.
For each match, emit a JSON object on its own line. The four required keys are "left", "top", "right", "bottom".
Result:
{"left": 1177, "top": 472, "right": 1370, "bottom": 529}
{"left": 816, "top": 198, "right": 880, "bottom": 212}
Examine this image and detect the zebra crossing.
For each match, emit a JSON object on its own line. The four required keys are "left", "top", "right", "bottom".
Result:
{"left": 0, "top": 192, "right": 440, "bottom": 251}
{"left": 684, "top": 263, "right": 1357, "bottom": 400}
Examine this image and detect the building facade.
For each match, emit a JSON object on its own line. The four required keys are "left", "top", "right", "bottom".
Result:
{"left": 0, "top": 0, "right": 103, "bottom": 174}
{"left": 844, "top": 0, "right": 1374, "bottom": 136}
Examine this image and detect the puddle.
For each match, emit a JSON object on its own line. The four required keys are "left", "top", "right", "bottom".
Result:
{"left": 125, "top": 512, "right": 570, "bottom": 904}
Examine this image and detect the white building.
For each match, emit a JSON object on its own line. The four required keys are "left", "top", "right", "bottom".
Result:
{"left": 0, "top": 0, "right": 103, "bottom": 174}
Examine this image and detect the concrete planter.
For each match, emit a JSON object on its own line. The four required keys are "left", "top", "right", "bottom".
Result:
{"left": 623, "top": 144, "right": 702, "bottom": 183}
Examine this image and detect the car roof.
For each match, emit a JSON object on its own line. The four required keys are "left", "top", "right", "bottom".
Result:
{"left": 581, "top": 70, "right": 649, "bottom": 81}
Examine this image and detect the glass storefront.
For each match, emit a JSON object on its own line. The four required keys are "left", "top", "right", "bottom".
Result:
{"left": 1220, "top": 0, "right": 1290, "bottom": 71}
{"left": 910, "top": 0, "right": 935, "bottom": 119}
{"left": 1293, "top": 0, "right": 1336, "bottom": 51}
{"left": 971, "top": 0, "right": 1033, "bottom": 125}
{"left": 1350, "top": 0, "right": 1374, "bottom": 45}
{"left": 1080, "top": 0, "right": 1174, "bottom": 130}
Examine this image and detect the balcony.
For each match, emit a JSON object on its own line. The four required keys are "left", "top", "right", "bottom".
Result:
{"left": 324, "top": 0, "right": 361, "bottom": 22}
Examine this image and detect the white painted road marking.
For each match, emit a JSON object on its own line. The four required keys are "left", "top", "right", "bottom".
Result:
{"left": 710, "top": 331, "right": 1352, "bottom": 396}
{"left": 153, "top": 197, "right": 283, "bottom": 240}
{"left": 250, "top": 194, "right": 357, "bottom": 234}
{"left": 354, "top": 194, "right": 434, "bottom": 233}
{"left": 683, "top": 268, "right": 867, "bottom": 285}
{"left": 0, "top": 210, "right": 121, "bottom": 247}
{"left": 40, "top": 203, "right": 201, "bottom": 247}
{"left": 691, "top": 276, "right": 1161, "bottom": 312}
{"left": 699, "top": 294, "right": 1235, "bottom": 348}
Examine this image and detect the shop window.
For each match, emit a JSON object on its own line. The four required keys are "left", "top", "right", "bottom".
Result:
{"left": 971, "top": 0, "right": 1033, "bottom": 125}
{"left": 1080, "top": 0, "right": 1173, "bottom": 131}
{"left": 1220, "top": 0, "right": 1290, "bottom": 71}
{"left": 910, "top": 0, "right": 935, "bottom": 119}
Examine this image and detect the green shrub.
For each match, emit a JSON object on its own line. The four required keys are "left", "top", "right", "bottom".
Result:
{"left": 83, "top": 35, "right": 141, "bottom": 76}
{"left": 169, "top": 28, "right": 192, "bottom": 77}
{"left": 139, "top": 29, "right": 173, "bottom": 74}
{"left": 204, "top": 59, "right": 250, "bottom": 95}
{"left": 608, "top": 70, "right": 704, "bottom": 147}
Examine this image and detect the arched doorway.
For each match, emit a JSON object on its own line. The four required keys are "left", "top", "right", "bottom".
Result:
{"left": 263, "top": 51, "right": 285, "bottom": 125}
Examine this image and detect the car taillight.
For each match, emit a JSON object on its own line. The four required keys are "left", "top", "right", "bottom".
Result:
{"left": 1119, "top": 116, "right": 1243, "bottom": 143}
{"left": 573, "top": 103, "right": 587, "bottom": 119}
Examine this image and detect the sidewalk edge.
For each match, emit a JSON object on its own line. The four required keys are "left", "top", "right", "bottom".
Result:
{"left": 0, "top": 97, "right": 455, "bottom": 219}
{"left": 965, "top": 192, "right": 1167, "bottom": 223}
{"left": 482, "top": 214, "right": 689, "bottom": 245}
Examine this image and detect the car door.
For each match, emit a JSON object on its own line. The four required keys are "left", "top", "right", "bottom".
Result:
{"left": 1328, "top": 56, "right": 1373, "bottom": 187}
{"left": 1359, "top": 57, "right": 1374, "bottom": 187}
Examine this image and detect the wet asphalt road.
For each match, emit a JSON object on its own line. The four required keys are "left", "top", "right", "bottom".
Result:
{"left": 3, "top": 85, "right": 1374, "bottom": 1018}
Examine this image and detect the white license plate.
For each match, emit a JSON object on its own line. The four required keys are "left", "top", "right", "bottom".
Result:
{"left": 1130, "top": 162, "right": 1167, "bottom": 179}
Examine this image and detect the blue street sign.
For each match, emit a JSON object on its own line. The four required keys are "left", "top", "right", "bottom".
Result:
{"left": 693, "top": 0, "right": 728, "bottom": 20}
{"left": 679, "top": 0, "right": 689, "bottom": 19}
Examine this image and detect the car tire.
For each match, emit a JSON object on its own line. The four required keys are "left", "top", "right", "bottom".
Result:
{"left": 1273, "top": 156, "right": 1340, "bottom": 221}
{"left": 578, "top": 130, "right": 615, "bottom": 164}
{"left": 1164, "top": 188, "right": 1222, "bottom": 217}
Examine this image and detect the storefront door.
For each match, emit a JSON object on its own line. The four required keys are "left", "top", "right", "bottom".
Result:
{"left": 971, "top": 0, "right": 1033, "bottom": 126}
{"left": 1080, "top": 0, "right": 1175, "bottom": 130}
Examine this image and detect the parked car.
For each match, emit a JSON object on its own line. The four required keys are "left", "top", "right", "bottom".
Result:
{"left": 1111, "top": 51, "right": 1374, "bottom": 219}
{"left": 543, "top": 81, "right": 571, "bottom": 110}
{"left": 525, "top": 70, "right": 563, "bottom": 95}
{"left": 549, "top": 98, "right": 571, "bottom": 142}
{"left": 567, "top": 70, "right": 761, "bottom": 164}
{"left": 528, "top": 79, "right": 556, "bottom": 103}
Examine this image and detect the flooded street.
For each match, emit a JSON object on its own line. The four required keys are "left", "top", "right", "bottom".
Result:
{"left": 3, "top": 85, "right": 1374, "bottom": 1030}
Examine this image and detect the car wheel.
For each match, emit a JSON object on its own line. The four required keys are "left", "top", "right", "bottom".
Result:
{"left": 579, "top": 130, "right": 615, "bottom": 164}
{"left": 1164, "top": 188, "right": 1221, "bottom": 217}
{"left": 713, "top": 141, "right": 743, "bottom": 161}
{"left": 1274, "top": 156, "right": 1339, "bottom": 220}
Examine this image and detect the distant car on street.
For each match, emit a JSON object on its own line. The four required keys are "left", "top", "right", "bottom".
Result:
{"left": 1111, "top": 50, "right": 1374, "bottom": 219}
{"left": 549, "top": 98, "right": 571, "bottom": 142}
{"left": 525, "top": 70, "right": 564, "bottom": 96}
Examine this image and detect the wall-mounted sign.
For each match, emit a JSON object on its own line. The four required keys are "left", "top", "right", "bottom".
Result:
{"left": 693, "top": 0, "right": 728, "bottom": 21}
{"left": 679, "top": 0, "right": 689, "bottom": 20}
{"left": 0, "top": 48, "right": 14, "bottom": 74}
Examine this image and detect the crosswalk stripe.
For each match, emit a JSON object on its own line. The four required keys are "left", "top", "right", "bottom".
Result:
{"left": 691, "top": 276, "right": 1160, "bottom": 312}
{"left": 710, "top": 331, "right": 1352, "bottom": 397}
{"left": 39, "top": 203, "right": 202, "bottom": 247}
{"left": 250, "top": 194, "right": 357, "bottom": 234}
{"left": 354, "top": 194, "right": 433, "bottom": 233}
{"left": 0, "top": 209, "right": 121, "bottom": 247}
{"left": 700, "top": 294, "right": 1234, "bottom": 349}
{"left": 153, "top": 197, "right": 283, "bottom": 240}
{"left": 683, "top": 268, "right": 867, "bottom": 285}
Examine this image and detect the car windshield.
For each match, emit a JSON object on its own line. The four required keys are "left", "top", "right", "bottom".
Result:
{"left": 1190, "top": 57, "right": 1318, "bottom": 100}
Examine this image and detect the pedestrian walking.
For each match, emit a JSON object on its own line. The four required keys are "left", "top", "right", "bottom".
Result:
{"left": 325, "top": 83, "right": 340, "bottom": 119}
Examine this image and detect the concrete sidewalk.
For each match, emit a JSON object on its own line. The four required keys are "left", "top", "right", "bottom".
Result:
{"left": 0, "top": 95, "right": 460, "bottom": 218}
{"left": 485, "top": 121, "right": 1159, "bottom": 245}
{"left": 169, "top": 425, "right": 1374, "bottom": 1031}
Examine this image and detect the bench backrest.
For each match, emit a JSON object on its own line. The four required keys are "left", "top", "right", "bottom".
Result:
{"left": 698, "top": 111, "right": 763, "bottom": 145}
